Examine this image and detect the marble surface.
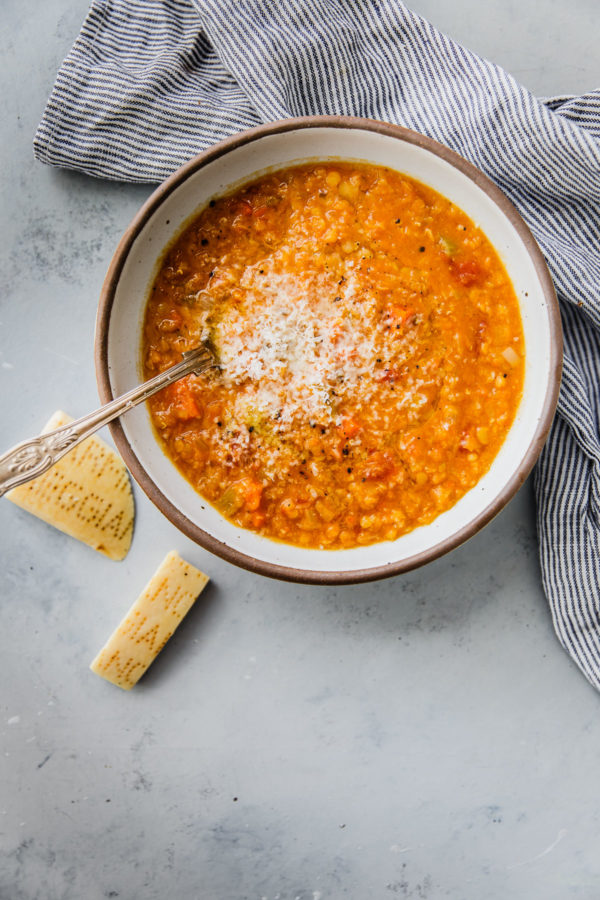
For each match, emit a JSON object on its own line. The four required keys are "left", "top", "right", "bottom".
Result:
{"left": 1, "top": 2, "right": 600, "bottom": 898}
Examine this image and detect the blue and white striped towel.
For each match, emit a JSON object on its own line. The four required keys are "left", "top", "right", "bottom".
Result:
{"left": 35, "top": 0, "right": 600, "bottom": 690}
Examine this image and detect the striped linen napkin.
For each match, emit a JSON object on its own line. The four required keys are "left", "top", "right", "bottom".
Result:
{"left": 35, "top": 0, "right": 600, "bottom": 690}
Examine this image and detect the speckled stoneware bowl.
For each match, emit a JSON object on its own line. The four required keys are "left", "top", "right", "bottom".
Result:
{"left": 95, "top": 116, "right": 562, "bottom": 584}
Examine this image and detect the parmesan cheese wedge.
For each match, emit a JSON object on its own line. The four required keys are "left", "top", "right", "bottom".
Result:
{"left": 90, "top": 551, "right": 209, "bottom": 690}
{"left": 6, "top": 411, "right": 134, "bottom": 561}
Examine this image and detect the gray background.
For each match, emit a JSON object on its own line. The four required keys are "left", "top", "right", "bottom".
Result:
{"left": 1, "top": 2, "right": 599, "bottom": 898}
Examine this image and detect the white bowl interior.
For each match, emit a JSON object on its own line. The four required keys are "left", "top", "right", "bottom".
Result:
{"left": 106, "top": 126, "right": 553, "bottom": 574}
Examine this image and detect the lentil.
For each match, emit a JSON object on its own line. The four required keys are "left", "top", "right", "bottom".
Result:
{"left": 143, "top": 163, "right": 524, "bottom": 549}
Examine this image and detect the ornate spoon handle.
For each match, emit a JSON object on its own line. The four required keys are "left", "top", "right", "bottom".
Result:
{"left": 0, "top": 343, "right": 217, "bottom": 498}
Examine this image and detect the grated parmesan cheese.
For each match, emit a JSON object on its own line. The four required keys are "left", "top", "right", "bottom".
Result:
{"left": 206, "top": 256, "right": 416, "bottom": 432}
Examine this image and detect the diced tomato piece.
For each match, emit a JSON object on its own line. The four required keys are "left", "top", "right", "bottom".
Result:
{"left": 238, "top": 200, "right": 253, "bottom": 216}
{"left": 450, "top": 259, "right": 483, "bottom": 287}
{"left": 253, "top": 205, "right": 268, "bottom": 218}
{"left": 340, "top": 417, "right": 361, "bottom": 438}
{"left": 375, "top": 367, "right": 400, "bottom": 382}
{"left": 362, "top": 450, "right": 394, "bottom": 480}
{"left": 384, "top": 305, "right": 416, "bottom": 329}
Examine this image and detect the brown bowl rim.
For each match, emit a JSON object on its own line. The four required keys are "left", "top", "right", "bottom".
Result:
{"left": 95, "top": 115, "right": 562, "bottom": 585}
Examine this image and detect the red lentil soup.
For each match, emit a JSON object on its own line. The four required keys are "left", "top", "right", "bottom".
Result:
{"left": 142, "top": 162, "right": 524, "bottom": 549}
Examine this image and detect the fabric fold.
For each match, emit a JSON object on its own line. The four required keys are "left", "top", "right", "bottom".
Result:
{"left": 34, "top": 0, "right": 261, "bottom": 181}
{"left": 34, "top": 0, "right": 600, "bottom": 690}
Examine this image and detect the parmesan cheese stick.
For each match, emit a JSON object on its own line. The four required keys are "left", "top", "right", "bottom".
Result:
{"left": 90, "top": 551, "right": 209, "bottom": 689}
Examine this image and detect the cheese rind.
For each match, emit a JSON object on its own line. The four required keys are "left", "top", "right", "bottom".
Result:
{"left": 90, "top": 551, "right": 209, "bottom": 689}
{"left": 6, "top": 411, "right": 134, "bottom": 560}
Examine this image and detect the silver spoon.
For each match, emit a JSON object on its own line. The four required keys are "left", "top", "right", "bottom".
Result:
{"left": 0, "top": 341, "right": 218, "bottom": 498}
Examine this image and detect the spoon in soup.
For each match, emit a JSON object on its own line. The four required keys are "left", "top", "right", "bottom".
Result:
{"left": 0, "top": 341, "right": 218, "bottom": 497}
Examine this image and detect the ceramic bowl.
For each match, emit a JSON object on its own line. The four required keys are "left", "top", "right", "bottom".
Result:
{"left": 95, "top": 116, "right": 562, "bottom": 584}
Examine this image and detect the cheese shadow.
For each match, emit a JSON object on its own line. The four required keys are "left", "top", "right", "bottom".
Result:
{"left": 134, "top": 579, "right": 220, "bottom": 689}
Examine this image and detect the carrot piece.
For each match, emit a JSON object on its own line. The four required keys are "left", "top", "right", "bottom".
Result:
{"left": 242, "top": 480, "right": 263, "bottom": 511}
{"left": 168, "top": 380, "right": 200, "bottom": 420}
